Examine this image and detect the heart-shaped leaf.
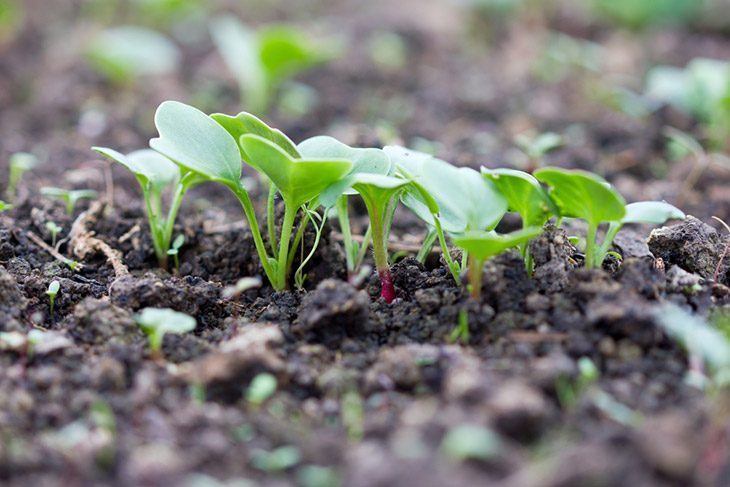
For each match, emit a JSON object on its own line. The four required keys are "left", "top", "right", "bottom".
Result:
{"left": 239, "top": 134, "right": 352, "bottom": 208}
{"left": 211, "top": 111, "right": 300, "bottom": 158}
{"left": 622, "top": 201, "right": 685, "bottom": 224}
{"left": 452, "top": 227, "right": 543, "bottom": 262}
{"left": 150, "top": 101, "right": 242, "bottom": 184}
{"left": 298, "top": 136, "right": 393, "bottom": 207}
{"left": 482, "top": 168, "right": 557, "bottom": 227}
{"left": 534, "top": 167, "right": 626, "bottom": 226}
{"left": 94, "top": 147, "right": 179, "bottom": 192}
{"left": 386, "top": 146, "right": 507, "bottom": 233}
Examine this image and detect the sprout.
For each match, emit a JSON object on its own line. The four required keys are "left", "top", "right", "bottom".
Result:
{"left": 151, "top": 101, "right": 351, "bottom": 290}
{"left": 441, "top": 424, "right": 501, "bottom": 462}
{"left": 86, "top": 26, "right": 181, "bottom": 84}
{"left": 513, "top": 131, "right": 563, "bottom": 171}
{"left": 46, "top": 280, "right": 60, "bottom": 318}
{"left": 210, "top": 15, "right": 336, "bottom": 114}
{"left": 45, "top": 221, "right": 62, "bottom": 247}
{"left": 40, "top": 187, "right": 98, "bottom": 215}
{"left": 251, "top": 446, "right": 301, "bottom": 472}
{"left": 222, "top": 276, "right": 263, "bottom": 299}
{"left": 535, "top": 167, "right": 685, "bottom": 269}
{"left": 166, "top": 234, "right": 184, "bottom": 271}
{"left": 134, "top": 307, "right": 196, "bottom": 359}
{"left": 246, "top": 372, "right": 277, "bottom": 406}
{"left": 93, "top": 147, "right": 191, "bottom": 269}
{"left": 6, "top": 152, "right": 39, "bottom": 201}
{"left": 0, "top": 200, "right": 12, "bottom": 212}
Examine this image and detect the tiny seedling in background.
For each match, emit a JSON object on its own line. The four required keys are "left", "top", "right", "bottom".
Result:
{"left": 440, "top": 424, "right": 501, "bottom": 462}
{"left": 0, "top": 200, "right": 12, "bottom": 212}
{"left": 246, "top": 372, "right": 277, "bottom": 406}
{"left": 134, "top": 307, "right": 196, "bottom": 359}
{"left": 94, "top": 147, "right": 193, "bottom": 269}
{"left": 556, "top": 356, "right": 600, "bottom": 409}
{"left": 86, "top": 25, "right": 181, "bottom": 85}
{"left": 535, "top": 167, "right": 684, "bottom": 268}
{"left": 210, "top": 15, "right": 336, "bottom": 114}
{"left": 46, "top": 280, "right": 60, "bottom": 318}
{"left": 45, "top": 221, "right": 62, "bottom": 247}
{"left": 222, "top": 276, "right": 263, "bottom": 299}
{"left": 166, "top": 234, "right": 184, "bottom": 271}
{"left": 251, "top": 445, "right": 301, "bottom": 472}
{"left": 6, "top": 152, "right": 39, "bottom": 201}
{"left": 513, "top": 131, "right": 563, "bottom": 171}
{"left": 40, "top": 187, "right": 98, "bottom": 215}
{"left": 482, "top": 168, "right": 558, "bottom": 271}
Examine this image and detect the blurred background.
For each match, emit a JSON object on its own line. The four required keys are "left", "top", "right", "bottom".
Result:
{"left": 1, "top": 0, "right": 729, "bottom": 222}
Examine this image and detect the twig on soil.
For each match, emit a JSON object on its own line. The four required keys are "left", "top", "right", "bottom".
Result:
{"left": 69, "top": 201, "right": 129, "bottom": 277}
{"left": 118, "top": 224, "right": 141, "bottom": 243}
{"left": 712, "top": 216, "right": 730, "bottom": 283}
{"left": 26, "top": 231, "right": 84, "bottom": 271}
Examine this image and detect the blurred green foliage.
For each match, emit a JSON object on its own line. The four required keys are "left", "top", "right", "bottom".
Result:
{"left": 592, "top": 0, "right": 703, "bottom": 30}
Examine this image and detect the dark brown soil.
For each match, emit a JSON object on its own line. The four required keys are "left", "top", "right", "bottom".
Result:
{"left": 1, "top": 1, "right": 730, "bottom": 486}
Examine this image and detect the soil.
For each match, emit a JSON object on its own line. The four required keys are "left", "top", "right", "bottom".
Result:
{"left": 1, "top": 1, "right": 730, "bottom": 486}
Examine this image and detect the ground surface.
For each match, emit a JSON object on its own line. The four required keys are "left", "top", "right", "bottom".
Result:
{"left": 1, "top": 1, "right": 730, "bottom": 486}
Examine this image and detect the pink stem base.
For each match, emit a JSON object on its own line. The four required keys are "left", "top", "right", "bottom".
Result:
{"left": 378, "top": 268, "right": 396, "bottom": 303}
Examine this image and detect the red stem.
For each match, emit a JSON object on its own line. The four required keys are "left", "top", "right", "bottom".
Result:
{"left": 378, "top": 268, "right": 396, "bottom": 303}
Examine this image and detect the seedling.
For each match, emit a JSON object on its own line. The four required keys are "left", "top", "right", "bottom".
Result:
{"left": 166, "top": 234, "right": 184, "bottom": 271}
{"left": 246, "top": 372, "right": 277, "bottom": 406}
{"left": 134, "top": 307, "right": 196, "bottom": 359}
{"left": 297, "top": 135, "right": 393, "bottom": 276}
{"left": 646, "top": 58, "right": 730, "bottom": 149}
{"left": 251, "top": 445, "right": 301, "bottom": 472}
{"left": 87, "top": 26, "right": 181, "bottom": 84}
{"left": 386, "top": 146, "right": 508, "bottom": 283}
{"left": 210, "top": 15, "right": 335, "bottom": 114}
{"left": 482, "top": 168, "right": 558, "bottom": 271}
{"left": 40, "top": 187, "right": 98, "bottom": 215}
{"left": 0, "top": 200, "right": 12, "bottom": 212}
{"left": 591, "top": 0, "right": 701, "bottom": 30}
{"left": 94, "top": 147, "right": 192, "bottom": 269}
{"left": 45, "top": 221, "right": 62, "bottom": 247}
{"left": 7, "top": 152, "right": 39, "bottom": 201}
{"left": 46, "top": 280, "right": 60, "bottom": 318}
{"left": 535, "top": 167, "right": 684, "bottom": 268}
{"left": 513, "top": 131, "right": 563, "bottom": 171}
{"left": 441, "top": 424, "right": 501, "bottom": 462}
{"left": 452, "top": 228, "right": 542, "bottom": 300}
{"left": 152, "top": 101, "right": 351, "bottom": 290}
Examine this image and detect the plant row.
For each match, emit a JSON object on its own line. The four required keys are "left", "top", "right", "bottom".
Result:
{"left": 94, "top": 101, "right": 685, "bottom": 302}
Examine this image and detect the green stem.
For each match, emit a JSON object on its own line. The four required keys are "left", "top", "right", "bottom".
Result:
{"left": 585, "top": 222, "right": 598, "bottom": 269}
{"left": 229, "top": 182, "right": 277, "bottom": 288}
{"left": 596, "top": 222, "right": 622, "bottom": 268}
{"left": 143, "top": 188, "right": 167, "bottom": 268}
{"left": 434, "top": 218, "right": 460, "bottom": 284}
{"left": 266, "top": 181, "right": 278, "bottom": 258}
{"left": 353, "top": 225, "right": 372, "bottom": 272}
{"left": 468, "top": 256, "right": 485, "bottom": 300}
{"left": 275, "top": 204, "right": 297, "bottom": 290}
{"left": 286, "top": 212, "right": 309, "bottom": 273}
{"left": 416, "top": 228, "right": 437, "bottom": 264}
{"left": 336, "top": 196, "right": 356, "bottom": 272}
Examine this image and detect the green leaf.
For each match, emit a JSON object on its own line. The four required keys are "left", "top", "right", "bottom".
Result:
{"left": 482, "top": 168, "right": 557, "bottom": 227}
{"left": 239, "top": 134, "right": 352, "bottom": 209}
{"left": 135, "top": 307, "right": 196, "bottom": 352}
{"left": 386, "top": 146, "right": 507, "bottom": 233}
{"left": 452, "top": 227, "right": 543, "bottom": 262}
{"left": 94, "top": 147, "right": 179, "bottom": 192}
{"left": 258, "top": 25, "right": 332, "bottom": 85}
{"left": 622, "top": 201, "right": 685, "bottom": 224}
{"left": 150, "top": 101, "right": 242, "bottom": 184}
{"left": 297, "top": 136, "right": 393, "bottom": 207}
{"left": 87, "top": 26, "right": 180, "bottom": 82}
{"left": 534, "top": 167, "right": 626, "bottom": 226}
{"left": 211, "top": 111, "right": 300, "bottom": 159}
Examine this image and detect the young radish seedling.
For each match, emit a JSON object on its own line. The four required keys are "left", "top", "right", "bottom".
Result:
{"left": 135, "top": 307, "right": 196, "bottom": 360}
{"left": 535, "top": 167, "right": 685, "bottom": 268}
{"left": 513, "top": 131, "right": 563, "bottom": 172}
{"left": 40, "top": 187, "right": 98, "bottom": 215}
{"left": 152, "top": 101, "right": 351, "bottom": 290}
{"left": 385, "top": 146, "right": 508, "bottom": 284}
{"left": 94, "top": 147, "right": 192, "bottom": 269}
{"left": 46, "top": 280, "right": 60, "bottom": 318}
{"left": 210, "top": 15, "right": 335, "bottom": 114}
{"left": 482, "top": 168, "right": 558, "bottom": 272}
{"left": 297, "top": 135, "right": 393, "bottom": 277}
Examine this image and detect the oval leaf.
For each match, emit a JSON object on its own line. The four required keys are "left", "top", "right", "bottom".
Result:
{"left": 482, "top": 167, "right": 557, "bottom": 227}
{"left": 150, "top": 101, "right": 242, "bottom": 184}
{"left": 452, "top": 227, "right": 543, "bottom": 262}
{"left": 211, "top": 111, "right": 300, "bottom": 158}
{"left": 622, "top": 201, "right": 685, "bottom": 224}
{"left": 94, "top": 147, "right": 179, "bottom": 191}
